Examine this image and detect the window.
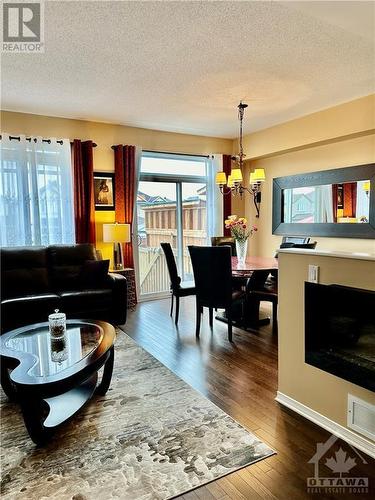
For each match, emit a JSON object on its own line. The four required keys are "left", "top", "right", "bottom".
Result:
{"left": 0, "top": 134, "right": 75, "bottom": 246}
{"left": 136, "top": 152, "right": 208, "bottom": 298}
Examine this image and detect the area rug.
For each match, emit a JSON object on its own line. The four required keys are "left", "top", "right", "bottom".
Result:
{"left": 0, "top": 330, "right": 275, "bottom": 500}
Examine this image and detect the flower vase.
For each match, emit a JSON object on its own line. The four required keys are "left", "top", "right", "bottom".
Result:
{"left": 235, "top": 239, "right": 248, "bottom": 265}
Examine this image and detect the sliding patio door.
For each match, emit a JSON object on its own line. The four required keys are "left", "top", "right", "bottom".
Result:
{"left": 135, "top": 152, "right": 208, "bottom": 300}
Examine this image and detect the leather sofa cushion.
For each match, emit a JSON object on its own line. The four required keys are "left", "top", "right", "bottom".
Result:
{"left": 80, "top": 259, "right": 110, "bottom": 288}
{"left": 2, "top": 294, "right": 60, "bottom": 331}
{"left": 1, "top": 247, "right": 49, "bottom": 299}
{"left": 48, "top": 244, "right": 97, "bottom": 291}
{"left": 59, "top": 289, "right": 112, "bottom": 314}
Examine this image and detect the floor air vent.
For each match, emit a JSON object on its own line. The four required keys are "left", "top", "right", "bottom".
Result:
{"left": 347, "top": 395, "right": 375, "bottom": 441}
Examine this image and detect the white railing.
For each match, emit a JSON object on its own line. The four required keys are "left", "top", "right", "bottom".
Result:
{"left": 139, "top": 247, "right": 170, "bottom": 294}
{"left": 138, "top": 246, "right": 195, "bottom": 295}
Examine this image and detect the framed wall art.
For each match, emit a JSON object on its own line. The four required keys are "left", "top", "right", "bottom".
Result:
{"left": 94, "top": 172, "right": 115, "bottom": 211}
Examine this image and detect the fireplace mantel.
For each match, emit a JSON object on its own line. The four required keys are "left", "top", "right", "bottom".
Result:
{"left": 278, "top": 247, "right": 375, "bottom": 261}
{"left": 277, "top": 250, "right": 375, "bottom": 457}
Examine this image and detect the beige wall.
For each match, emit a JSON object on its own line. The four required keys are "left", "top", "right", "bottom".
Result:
{"left": 3, "top": 95, "right": 375, "bottom": 260}
{"left": 1, "top": 110, "right": 233, "bottom": 165}
{"left": 278, "top": 251, "right": 375, "bottom": 442}
{"left": 242, "top": 94, "right": 375, "bottom": 160}
{"left": 1, "top": 110, "right": 232, "bottom": 263}
{"left": 237, "top": 95, "right": 375, "bottom": 256}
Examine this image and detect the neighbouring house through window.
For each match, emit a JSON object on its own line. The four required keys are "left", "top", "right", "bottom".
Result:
{"left": 0, "top": 134, "right": 75, "bottom": 246}
{"left": 136, "top": 151, "right": 210, "bottom": 299}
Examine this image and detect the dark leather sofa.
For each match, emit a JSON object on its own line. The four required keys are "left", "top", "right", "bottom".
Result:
{"left": 1, "top": 244, "right": 127, "bottom": 333}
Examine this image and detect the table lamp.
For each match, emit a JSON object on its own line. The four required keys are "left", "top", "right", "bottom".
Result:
{"left": 103, "top": 223, "right": 131, "bottom": 270}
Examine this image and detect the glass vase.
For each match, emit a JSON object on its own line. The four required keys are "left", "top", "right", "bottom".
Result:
{"left": 235, "top": 239, "right": 248, "bottom": 265}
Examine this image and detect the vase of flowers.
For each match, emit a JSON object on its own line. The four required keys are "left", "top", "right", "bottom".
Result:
{"left": 224, "top": 215, "right": 257, "bottom": 265}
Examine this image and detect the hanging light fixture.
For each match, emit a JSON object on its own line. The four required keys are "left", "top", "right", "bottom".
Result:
{"left": 215, "top": 102, "right": 266, "bottom": 217}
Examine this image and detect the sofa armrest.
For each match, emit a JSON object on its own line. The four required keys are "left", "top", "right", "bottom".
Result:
{"left": 106, "top": 272, "right": 127, "bottom": 325}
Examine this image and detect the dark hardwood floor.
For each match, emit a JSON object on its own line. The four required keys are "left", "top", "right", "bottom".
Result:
{"left": 124, "top": 296, "right": 375, "bottom": 500}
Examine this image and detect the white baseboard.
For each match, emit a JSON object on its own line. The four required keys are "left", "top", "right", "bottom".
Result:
{"left": 275, "top": 391, "right": 375, "bottom": 459}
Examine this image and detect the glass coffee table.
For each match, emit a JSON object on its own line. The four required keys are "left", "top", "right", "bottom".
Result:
{"left": 0, "top": 319, "right": 115, "bottom": 444}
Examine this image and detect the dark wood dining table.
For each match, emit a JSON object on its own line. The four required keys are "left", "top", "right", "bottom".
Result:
{"left": 216, "top": 256, "right": 279, "bottom": 331}
{"left": 231, "top": 256, "right": 278, "bottom": 275}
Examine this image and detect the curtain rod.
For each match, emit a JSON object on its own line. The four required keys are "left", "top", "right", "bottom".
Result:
{"left": 0, "top": 135, "right": 97, "bottom": 147}
{"left": 144, "top": 149, "right": 209, "bottom": 158}
{"left": 111, "top": 145, "right": 209, "bottom": 158}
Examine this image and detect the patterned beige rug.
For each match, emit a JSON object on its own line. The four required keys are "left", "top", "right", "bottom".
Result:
{"left": 1, "top": 331, "right": 274, "bottom": 500}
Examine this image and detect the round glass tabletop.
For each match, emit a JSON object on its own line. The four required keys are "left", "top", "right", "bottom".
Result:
{"left": 4, "top": 323, "right": 102, "bottom": 377}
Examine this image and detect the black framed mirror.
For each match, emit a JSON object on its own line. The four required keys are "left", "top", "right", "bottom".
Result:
{"left": 272, "top": 164, "right": 375, "bottom": 238}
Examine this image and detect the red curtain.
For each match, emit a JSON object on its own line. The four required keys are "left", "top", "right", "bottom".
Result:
{"left": 343, "top": 182, "right": 357, "bottom": 217}
{"left": 332, "top": 184, "right": 338, "bottom": 222}
{"left": 72, "top": 140, "right": 96, "bottom": 244}
{"left": 113, "top": 145, "right": 136, "bottom": 268}
{"left": 223, "top": 154, "right": 232, "bottom": 236}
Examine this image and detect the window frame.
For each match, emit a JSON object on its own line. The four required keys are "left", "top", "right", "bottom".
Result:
{"left": 136, "top": 151, "right": 208, "bottom": 301}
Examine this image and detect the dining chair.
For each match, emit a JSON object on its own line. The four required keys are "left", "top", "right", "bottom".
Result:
{"left": 211, "top": 236, "right": 237, "bottom": 256}
{"left": 281, "top": 236, "right": 310, "bottom": 245}
{"left": 211, "top": 235, "right": 247, "bottom": 291}
{"left": 248, "top": 241, "right": 317, "bottom": 333}
{"left": 160, "top": 243, "right": 195, "bottom": 325}
{"left": 188, "top": 245, "right": 245, "bottom": 342}
{"left": 245, "top": 275, "right": 278, "bottom": 334}
{"left": 271, "top": 240, "right": 317, "bottom": 279}
{"left": 280, "top": 241, "right": 317, "bottom": 250}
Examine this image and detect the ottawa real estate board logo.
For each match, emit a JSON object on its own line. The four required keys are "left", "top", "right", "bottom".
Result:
{"left": 2, "top": 1, "right": 44, "bottom": 52}
{"left": 307, "top": 434, "right": 369, "bottom": 495}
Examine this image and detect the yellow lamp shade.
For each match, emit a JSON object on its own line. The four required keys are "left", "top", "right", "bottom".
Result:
{"left": 227, "top": 175, "right": 234, "bottom": 188}
{"left": 249, "top": 172, "right": 256, "bottom": 185}
{"left": 363, "top": 180, "right": 370, "bottom": 192}
{"left": 252, "top": 168, "right": 266, "bottom": 182}
{"left": 103, "top": 223, "right": 131, "bottom": 243}
{"left": 231, "top": 168, "right": 243, "bottom": 183}
{"left": 215, "top": 172, "right": 227, "bottom": 185}
{"left": 336, "top": 208, "right": 344, "bottom": 218}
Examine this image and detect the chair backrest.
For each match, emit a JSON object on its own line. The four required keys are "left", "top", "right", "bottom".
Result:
{"left": 276, "top": 238, "right": 316, "bottom": 257}
{"left": 211, "top": 236, "right": 236, "bottom": 256}
{"left": 245, "top": 270, "right": 271, "bottom": 291}
{"left": 281, "top": 236, "right": 310, "bottom": 245}
{"left": 188, "top": 245, "right": 232, "bottom": 308}
{"left": 292, "top": 241, "right": 317, "bottom": 249}
{"left": 161, "top": 243, "right": 181, "bottom": 289}
{"left": 280, "top": 241, "right": 317, "bottom": 250}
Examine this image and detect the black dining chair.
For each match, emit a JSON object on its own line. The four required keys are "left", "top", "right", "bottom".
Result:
{"left": 271, "top": 240, "right": 317, "bottom": 279}
{"left": 281, "top": 236, "right": 311, "bottom": 245}
{"left": 245, "top": 272, "right": 278, "bottom": 333}
{"left": 211, "top": 236, "right": 237, "bottom": 256}
{"left": 248, "top": 240, "right": 317, "bottom": 333}
{"left": 211, "top": 235, "right": 248, "bottom": 290}
{"left": 188, "top": 245, "right": 245, "bottom": 342}
{"left": 160, "top": 243, "right": 195, "bottom": 325}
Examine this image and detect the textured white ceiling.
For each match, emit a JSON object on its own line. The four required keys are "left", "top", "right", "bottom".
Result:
{"left": 1, "top": 1, "right": 374, "bottom": 138}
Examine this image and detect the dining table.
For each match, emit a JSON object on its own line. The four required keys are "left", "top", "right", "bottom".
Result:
{"left": 216, "top": 256, "right": 279, "bottom": 331}
{"left": 231, "top": 256, "right": 279, "bottom": 275}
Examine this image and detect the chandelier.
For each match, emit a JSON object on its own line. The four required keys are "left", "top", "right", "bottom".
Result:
{"left": 215, "top": 102, "right": 265, "bottom": 217}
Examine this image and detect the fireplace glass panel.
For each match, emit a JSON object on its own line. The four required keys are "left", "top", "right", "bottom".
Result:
{"left": 305, "top": 282, "right": 375, "bottom": 392}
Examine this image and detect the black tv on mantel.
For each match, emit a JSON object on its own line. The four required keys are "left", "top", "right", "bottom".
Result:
{"left": 305, "top": 282, "right": 375, "bottom": 392}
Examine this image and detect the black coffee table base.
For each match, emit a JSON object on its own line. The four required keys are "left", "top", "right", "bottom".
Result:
{"left": 3, "top": 346, "right": 114, "bottom": 445}
{"left": 0, "top": 320, "right": 115, "bottom": 445}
